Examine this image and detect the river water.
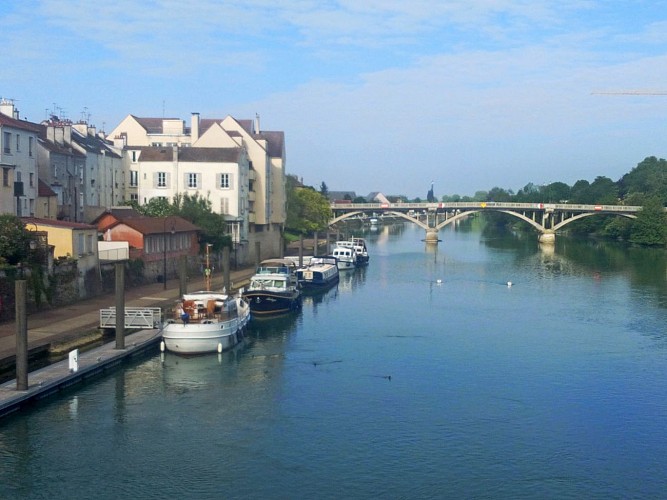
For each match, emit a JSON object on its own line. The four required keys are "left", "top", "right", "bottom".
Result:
{"left": 2, "top": 220, "right": 667, "bottom": 499}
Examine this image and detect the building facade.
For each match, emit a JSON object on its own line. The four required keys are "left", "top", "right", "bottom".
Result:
{"left": 107, "top": 113, "right": 287, "bottom": 264}
{"left": 0, "top": 99, "right": 41, "bottom": 217}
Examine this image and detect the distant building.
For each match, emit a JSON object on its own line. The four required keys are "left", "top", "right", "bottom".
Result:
{"left": 0, "top": 99, "right": 41, "bottom": 217}
{"left": 366, "top": 192, "right": 390, "bottom": 204}
{"left": 327, "top": 191, "right": 356, "bottom": 202}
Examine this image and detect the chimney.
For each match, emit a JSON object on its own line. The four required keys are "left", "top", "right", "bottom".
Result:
{"left": 0, "top": 99, "right": 14, "bottom": 119}
{"left": 172, "top": 145, "right": 178, "bottom": 163}
{"left": 254, "top": 113, "right": 260, "bottom": 134}
{"left": 191, "top": 112, "right": 200, "bottom": 143}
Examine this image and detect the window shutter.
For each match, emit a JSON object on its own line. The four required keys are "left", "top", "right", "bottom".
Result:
{"left": 197, "top": 173, "right": 202, "bottom": 188}
{"left": 153, "top": 172, "right": 158, "bottom": 187}
{"left": 216, "top": 173, "right": 221, "bottom": 189}
{"left": 229, "top": 174, "right": 234, "bottom": 189}
{"left": 165, "top": 172, "right": 170, "bottom": 188}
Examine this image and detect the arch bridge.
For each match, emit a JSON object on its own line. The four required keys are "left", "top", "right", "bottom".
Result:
{"left": 330, "top": 201, "right": 643, "bottom": 244}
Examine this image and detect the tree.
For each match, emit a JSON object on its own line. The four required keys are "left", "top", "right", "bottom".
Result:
{"left": 486, "top": 187, "right": 513, "bottom": 202}
{"left": 319, "top": 182, "right": 329, "bottom": 198}
{"left": 629, "top": 197, "right": 667, "bottom": 246}
{"left": 619, "top": 156, "right": 667, "bottom": 204}
{"left": 541, "top": 182, "right": 571, "bottom": 203}
{"left": 0, "top": 214, "right": 32, "bottom": 265}
{"left": 137, "top": 197, "right": 175, "bottom": 217}
{"left": 173, "top": 193, "right": 230, "bottom": 252}
{"left": 286, "top": 187, "right": 332, "bottom": 234}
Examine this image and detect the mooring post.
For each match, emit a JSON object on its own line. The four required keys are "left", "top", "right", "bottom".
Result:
{"left": 115, "top": 261, "right": 125, "bottom": 350}
{"left": 179, "top": 254, "right": 187, "bottom": 296}
{"left": 255, "top": 242, "right": 261, "bottom": 267}
{"left": 222, "top": 246, "right": 231, "bottom": 292}
{"left": 15, "top": 279, "right": 28, "bottom": 391}
{"left": 299, "top": 234, "right": 304, "bottom": 268}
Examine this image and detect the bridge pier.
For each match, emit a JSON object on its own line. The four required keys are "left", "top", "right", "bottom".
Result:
{"left": 538, "top": 230, "right": 556, "bottom": 244}
{"left": 425, "top": 229, "right": 439, "bottom": 243}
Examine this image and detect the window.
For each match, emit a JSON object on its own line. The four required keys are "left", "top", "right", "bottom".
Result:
{"left": 130, "top": 170, "right": 138, "bottom": 187}
{"left": 29, "top": 173, "right": 34, "bottom": 187}
{"left": 187, "top": 173, "right": 198, "bottom": 188}
{"left": 29, "top": 137, "right": 33, "bottom": 157}
{"left": 16, "top": 134, "right": 20, "bottom": 151}
{"left": 16, "top": 171, "right": 21, "bottom": 182}
{"left": 2, "top": 168, "right": 9, "bottom": 187}
{"left": 77, "top": 234, "right": 85, "bottom": 256}
{"left": 157, "top": 172, "right": 166, "bottom": 188}
{"left": 130, "top": 193, "right": 138, "bottom": 202}
{"left": 220, "top": 173, "right": 230, "bottom": 189}
{"left": 131, "top": 151, "right": 137, "bottom": 162}
{"left": 3, "top": 132, "right": 10, "bottom": 153}
{"left": 220, "top": 197, "right": 229, "bottom": 214}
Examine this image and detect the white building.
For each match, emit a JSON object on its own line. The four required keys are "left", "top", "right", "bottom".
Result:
{"left": 70, "top": 122, "right": 124, "bottom": 221}
{"left": 108, "top": 113, "right": 287, "bottom": 263}
{"left": 0, "top": 99, "right": 41, "bottom": 217}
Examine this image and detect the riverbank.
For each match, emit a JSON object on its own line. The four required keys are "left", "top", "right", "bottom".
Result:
{"left": 0, "top": 267, "right": 255, "bottom": 382}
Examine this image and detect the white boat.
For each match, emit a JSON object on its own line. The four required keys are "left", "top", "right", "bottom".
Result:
{"left": 296, "top": 255, "right": 340, "bottom": 289}
{"left": 161, "top": 291, "right": 250, "bottom": 355}
{"left": 332, "top": 245, "right": 357, "bottom": 270}
{"left": 335, "top": 237, "right": 370, "bottom": 266}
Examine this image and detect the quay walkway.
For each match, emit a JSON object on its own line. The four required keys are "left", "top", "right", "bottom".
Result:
{"left": 0, "top": 267, "right": 255, "bottom": 419}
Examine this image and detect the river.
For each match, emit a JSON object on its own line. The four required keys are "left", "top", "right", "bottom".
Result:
{"left": 1, "top": 220, "right": 667, "bottom": 499}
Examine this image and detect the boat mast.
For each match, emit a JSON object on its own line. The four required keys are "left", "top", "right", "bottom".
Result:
{"left": 205, "top": 243, "right": 212, "bottom": 291}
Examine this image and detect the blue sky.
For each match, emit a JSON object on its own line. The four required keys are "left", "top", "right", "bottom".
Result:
{"left": 3, "top": 1, "right": 667, "bottom": 199}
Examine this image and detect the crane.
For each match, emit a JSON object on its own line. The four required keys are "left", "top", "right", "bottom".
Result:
{"left": 591, "top": 90, "right": 667, "bottom": 95}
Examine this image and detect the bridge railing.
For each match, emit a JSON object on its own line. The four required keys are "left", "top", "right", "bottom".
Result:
{"left": 331, "top": 202, "right": 644, "bottom": 213}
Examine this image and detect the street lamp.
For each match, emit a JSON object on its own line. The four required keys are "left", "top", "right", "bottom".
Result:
{"left": 163, "top": 216, "right": 175, "bottom": 290}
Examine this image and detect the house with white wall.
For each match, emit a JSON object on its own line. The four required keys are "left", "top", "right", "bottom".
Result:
{"left": 0, "top": 99, "right": 41, "bottom": 217}
{"left": 108, "top": 113, "right": 287, "bottom": 263}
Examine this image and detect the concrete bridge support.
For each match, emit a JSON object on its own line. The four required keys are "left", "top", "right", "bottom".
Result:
{"left": 538, "top": 230, "right": 556, "bottom": 244}
{"left": 425, "top": 229, "right": 439, "bottom": 243}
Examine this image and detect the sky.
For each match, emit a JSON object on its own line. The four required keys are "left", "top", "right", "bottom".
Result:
{"left": 3, "top": 1, "right": 667, "bottom": 199}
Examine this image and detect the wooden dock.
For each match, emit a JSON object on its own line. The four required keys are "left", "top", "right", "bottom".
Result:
{"left": 0, "top": 328, "right": 163, "bottom": 419}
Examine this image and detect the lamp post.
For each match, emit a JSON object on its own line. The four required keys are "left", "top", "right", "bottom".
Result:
{"left": 163, "top": 216, "right": 175, "bottom": 290}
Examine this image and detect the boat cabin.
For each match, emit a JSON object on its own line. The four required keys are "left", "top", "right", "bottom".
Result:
{"left": 175, "top": 292, "right": 237, "bottom": 323}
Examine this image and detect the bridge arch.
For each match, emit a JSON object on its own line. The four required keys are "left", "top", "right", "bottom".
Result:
{"left": 552, "top": 212, "right": 636, "bottom": 231}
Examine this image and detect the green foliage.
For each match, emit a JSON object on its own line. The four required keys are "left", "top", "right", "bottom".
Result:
{"left": 0, "top": 214, "right": 32, "bottom": 265}
{"left": 173, "top": 193, "right": 230, "bottom": 252}
{"left": 629, "top": 198, "right": 667, "bottom": 246}
{"left": 137, "top": 197, "right": 176, "bottom": 217}
{"left": 135, "top": 193, "right": 230, "bottom": 252}
{"left": 486, "top": 187, "right": 513, "bottom": 202}
{"left": 619, "top": 156, "right": 667, "bottom": 204}
{"left": 286, "top": 179, "right": 332, "bottom": 234}
{"left": 319, "top": 182, "right": 329, "bottom": 197}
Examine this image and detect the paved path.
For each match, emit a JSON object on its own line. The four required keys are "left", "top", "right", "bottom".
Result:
{"left": 0, "top": 268, "right": 255, "bottom": 376}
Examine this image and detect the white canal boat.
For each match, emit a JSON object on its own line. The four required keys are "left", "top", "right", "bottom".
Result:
{"left": 332, "top": 245, "right": 358, "bottom": 270}
{"left": 161, "top": 291, "right": 250, "bottom": 355}
{"left": 335, "top": 237, "right": 370, "bottom": 266}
